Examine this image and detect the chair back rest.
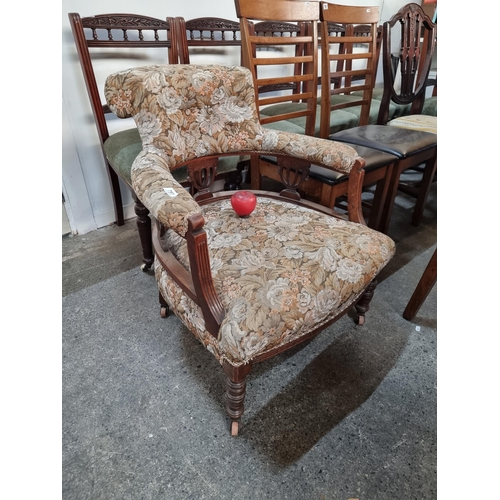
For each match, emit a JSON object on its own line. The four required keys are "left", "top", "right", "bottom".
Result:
{"left": 68, "top": 13, "right": 180, "bottom": 146}
{"left": 377, "top": 2, "right": 437, "bottom": 124}
{"left": 252, "top": 21, "right": 308, "bottom": 97}
{"left": 319, "top": 2, "right": 380, "bottom": 138}
{"left": 234, "top": 0, "right": 320, "bottom": 136}
{"left": 105, "top": 65, "right": 268, "bottom": 171}
{"left": 175, "top": 17, "right": 243, "bottom": 66}
{"left": 322, "top": 22, "right": 382, "bottom": 91}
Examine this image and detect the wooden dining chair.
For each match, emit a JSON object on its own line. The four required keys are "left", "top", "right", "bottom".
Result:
{"left": 297, "top": 3, "right": 399, "bottom": 231}
{"left": 68, "top": 12, "right": 181, "bottom": 270}
{"left": 234, "top": 0, "right": 320, "bottom": 191}
{"left": 330, "top": 3, "right": 437, "bottom": 233}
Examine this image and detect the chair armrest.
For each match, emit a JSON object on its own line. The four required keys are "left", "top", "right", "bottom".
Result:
{"left": 131, "top": 147, "right": 202, "bottom": 237}
{"left": 261, "top": 129, "right": 360, "bottom": 175}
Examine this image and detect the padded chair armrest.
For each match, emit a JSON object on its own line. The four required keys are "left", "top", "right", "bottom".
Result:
{"left": 131, "top": 148, "right": 201, "bottom": 238}
{"left": 261, "top": 129, "right": 360, "bottom": 174}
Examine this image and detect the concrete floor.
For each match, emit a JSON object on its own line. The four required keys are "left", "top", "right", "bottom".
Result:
{"left": 62, "top": 182, "right": 437, "bottom": 499}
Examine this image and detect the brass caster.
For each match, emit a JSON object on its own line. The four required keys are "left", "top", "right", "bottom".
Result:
{"left": 356, "top": 314, "right": 365, "bottom": 326}
{"left": 160, "top": 306, "right": 169, "bottom": 318}
{"left": 140, "top": 263, "right": 150, "bottom": 272}
{"left": 230, "top": 421, "right": 239, "bottom": 437}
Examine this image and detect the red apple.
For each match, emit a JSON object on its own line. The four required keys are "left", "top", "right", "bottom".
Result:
{"left": 230, "top": 190, "right": 257, "bottom": 218}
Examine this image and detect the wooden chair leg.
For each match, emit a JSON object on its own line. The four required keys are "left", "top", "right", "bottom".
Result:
{"left": 159, "top": 292, "right": 170, "bottom": 318}
{"left": 354, "top": 279, "right": 378, "bottom": 325}
{"left": 411, "top": 158, "right": 437, "bottom": 227}
{"left": 132, "top": 193, "right": 154, "bottom": 271}
{"left": 106, "top": 161, "right": 125, "bottom": 226}
{"left": 367, "top": 163, "right": 394, "bottom": 232}
{"left": 378, "top": 161, "right": 403, "bottom": 234}
{"left": 403, "top": 249, "right": 437, "bottom": 321}
{"left": 249, "top": 156, "right": 262, "bottom": 190}
{"left": 223, "top": 361, "right": 253, "bottom": 436}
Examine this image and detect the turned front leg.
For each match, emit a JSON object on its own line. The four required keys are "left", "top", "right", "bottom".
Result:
{"left": 223, "top": 361, "right": 253, "bottom": 436}
{"left": 354, "top": 280, "right": 378, "bottom": 325}
{"left": 132, "top": 193, "right": 154, "bottom": 271}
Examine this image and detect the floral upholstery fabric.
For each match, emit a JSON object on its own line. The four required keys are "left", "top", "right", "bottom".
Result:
{"left": 105, "top": 64, "right": 361, "bottom": 237}
{"left": 388, "top": 115, "right": 437, "bottom": 135}
{"left": 104, "top": 64, "right": 395, "bottom": 367}
{"left": 155, "top": 197, "right": 395, "bottom": 366}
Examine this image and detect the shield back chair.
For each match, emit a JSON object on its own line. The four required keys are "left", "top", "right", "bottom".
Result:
{"left": 330, "top": 2, "right": 437, "bottom": 233}
{"left": 174, "top": 16, "right": 249, "bottom": 189}
{"left": 234, "top": 0, "right": 320, "bottom": 191}
{"left": 104, "top": 64, "right": 396, "bottom": 435}
{"left": 68, "top": 12, "right": 181, "bottom": 271}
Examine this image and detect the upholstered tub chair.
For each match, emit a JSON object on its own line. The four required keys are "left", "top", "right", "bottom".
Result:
{"left": 104, "top": 64, "right": 395, "bottom": 435}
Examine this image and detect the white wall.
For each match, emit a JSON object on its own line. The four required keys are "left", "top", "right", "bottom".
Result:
{"left": 62, "top": 0, "right": 417, "bottom": 234}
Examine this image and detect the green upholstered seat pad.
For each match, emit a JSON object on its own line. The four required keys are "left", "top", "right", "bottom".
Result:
{"left": 328, "top": 95, "right": 382, "bottom": 125}
{"left": 422, "top": 96, "right": 437, "bottom": 117}
{"left": 103, "top": 128, "right": 142, "bottom": 186}
{"left": 155, "top": 196, "right": 395, "bottom": 366}
{"left": 260, "top": 117, "right": 306, "bottom": 134}
{"left": 103, "top": 128, "right": 241, "bottom": 187}
{"left": 260, "top": 102, "right": 359, "bottom": 136}
{"left": 369, "top": 88, "right": 412, "bottom": 119}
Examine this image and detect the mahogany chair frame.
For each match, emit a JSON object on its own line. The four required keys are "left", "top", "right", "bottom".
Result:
{"left": 68, "top": 12, "right": 180, "bottom": 270}
{"left": 153, "top": 153, "right": 376, "bottom": 436}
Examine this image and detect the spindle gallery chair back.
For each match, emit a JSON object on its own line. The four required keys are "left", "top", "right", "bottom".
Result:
{"left": 104, "top": 64, "right": 395, "bottom": 435}
{"left": 68, "top": 12, "right": 181, "bottom": 271}
{"left": 234, "top": 0, "right": 320, "bottom": 190}
{"left": 173, "top": 16, "right": 249, "bottom": 190}
{"left": 330, "top": 2, "right": 437, "bottom": 233}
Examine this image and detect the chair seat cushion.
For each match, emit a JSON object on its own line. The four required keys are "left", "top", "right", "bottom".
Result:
{"left": 330, "top": 125, "right": 437, "bottom": 158}
{"left": 388, "top": 115, "right": 437, "bottom": 134}
{"left": 103, "top": 128, "right": 240, "bottom": 187}
{"left": 155, "top": 197, "right": 395, "bottom": 366}
{"left": 260, "top": 102, "right": 359, "bottom": 136}
{"left": 422, "top": 96, "right": 437, "bottom": 117}
{"left": 309, "top": 145, "right": 398, "bottom": 185}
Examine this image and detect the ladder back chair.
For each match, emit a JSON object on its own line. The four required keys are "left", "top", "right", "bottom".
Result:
{"left": 68, "top": 12, "right": 181, "bottom": 270}
{"left": 104, "top": 63, "right": 396, "bottom": 435}
{"left": 234, "top": 0, "right": 321, "bottom": 191}
{"left": 298, "top": 3, "right": 398, "bottom": 231}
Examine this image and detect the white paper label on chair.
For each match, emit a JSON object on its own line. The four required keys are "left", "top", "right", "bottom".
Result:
{"left": 163, "top": 188, "right": 179, "bottom": 197}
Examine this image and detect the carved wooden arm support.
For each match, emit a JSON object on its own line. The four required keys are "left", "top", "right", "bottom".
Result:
{"left": 185, "top": 213, "right": 225, "bottom": 337}
{"left": 152, "top": 216, "right": 225, "bottom": 339}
